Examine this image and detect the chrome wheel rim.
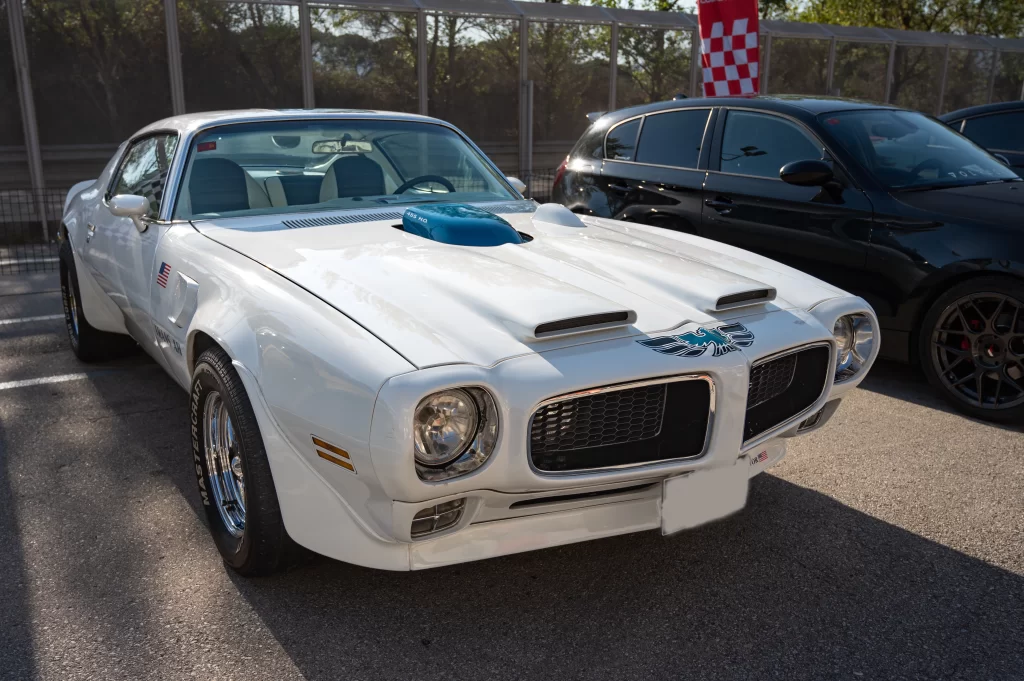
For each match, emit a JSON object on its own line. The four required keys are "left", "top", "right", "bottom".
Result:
{"left": 931, "top": 292, "right": 1024, "bottom": 410}
{"left": 203, "top": 391, "right": 246, "bottom": 538}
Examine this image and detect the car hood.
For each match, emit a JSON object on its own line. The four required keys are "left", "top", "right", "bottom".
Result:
{"left": 893, "top": 181, "right": 1024, "bottom": 224}
{"left": 194, "top": 204, "right": 847, "bottom": 368}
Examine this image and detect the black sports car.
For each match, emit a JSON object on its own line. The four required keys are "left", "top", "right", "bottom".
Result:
{"left": 940, "top": 101, "right": 1024, "bottom": 172}
{"left": 553, "top": 96, "right": 1024, "bottom": 422}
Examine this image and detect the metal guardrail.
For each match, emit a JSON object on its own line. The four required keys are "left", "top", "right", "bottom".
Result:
{"left": 0, "top": 170, "right": 558, "bottom": 275}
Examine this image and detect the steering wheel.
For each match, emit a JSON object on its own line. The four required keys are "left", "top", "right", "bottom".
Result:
{"left": 393, "top": 175, "right": 456, "bottom": 194}
{"left": 908, "top": 158, "right": 946, "bottom": 180}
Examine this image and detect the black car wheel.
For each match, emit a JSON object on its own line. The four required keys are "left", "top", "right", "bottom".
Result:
{"left": 191, "top": 346, "right": 302, "bottom": 576}
{"left": 919, "top": 277, "right": 1024, "bottom": 422}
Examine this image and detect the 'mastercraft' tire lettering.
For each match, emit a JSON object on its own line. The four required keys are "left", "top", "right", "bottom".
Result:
{"left": 191, "top": 379, "right": 209, "bottom": 506}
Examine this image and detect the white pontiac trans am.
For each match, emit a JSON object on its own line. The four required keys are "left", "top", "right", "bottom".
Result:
{"left": 59, "top": 110, "right": 879, "bottom": 576}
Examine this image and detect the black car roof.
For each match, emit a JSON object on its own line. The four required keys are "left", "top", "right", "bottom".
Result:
{"left": 598, "top": 95, "right": 898, "bottom": 126}
{"left": 939, "top": 100, "right": 1024, "bottom": 122}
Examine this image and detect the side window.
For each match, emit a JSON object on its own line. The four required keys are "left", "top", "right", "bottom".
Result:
{"left": 962, "top": 112, "right": 1024, "bottom": 152}
{"left": 634, "top": 109, "right": 710, "bottom": 169}
{"left": 109, "top": 134, "right": 179, "bottom": 216}
{"left": 605, "top": 118, "right": 641, "bottom": 161}
{"left": 719, "top": 111, "right": 822, "bottom": 179}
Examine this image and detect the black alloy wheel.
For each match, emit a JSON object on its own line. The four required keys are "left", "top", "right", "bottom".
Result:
{"left": 921, "top": 277, "right": 1024, "bottom": 422}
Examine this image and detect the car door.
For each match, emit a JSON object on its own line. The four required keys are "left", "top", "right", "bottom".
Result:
{"left": 959, "top": 111, "right": 1024, "bottom": 172}
{"left": 105, "top": 133, "right": 180, "bottom": 349}
{"left": 700, "top": 109, "right": 873, "bottom": 293}
{"left": 598, "top": 108, "right": 714, "bottom": 234}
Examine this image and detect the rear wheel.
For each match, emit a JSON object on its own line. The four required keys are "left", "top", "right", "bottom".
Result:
{"left": 919, "top": 277, "right": 1024, "bottom": 422}
{"left": 191, "top": 347, "right": 301, "bottom": 576}
{"left": 59, "top": 241, "right": 136, "bottom": 362}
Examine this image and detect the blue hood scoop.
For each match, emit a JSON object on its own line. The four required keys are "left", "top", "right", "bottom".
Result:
{"left": 401, "top": 204, "right": 524, "bottom": 247}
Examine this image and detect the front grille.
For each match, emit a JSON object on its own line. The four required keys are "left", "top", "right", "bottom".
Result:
{"left": 748, "top": 353, "right": 797, "bottom": 408}
{"left": 744, "top": 345, "right": 830, "bottom": 442}
{"left": 530, "top": 378, "right": 712, "bottom": 473}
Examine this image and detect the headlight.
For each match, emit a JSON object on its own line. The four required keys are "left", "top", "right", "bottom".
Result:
{"left": 833, "top": 313, "right": 875, "bottom": 381}
{"left": 413, "top": 387, "right": 499, "bottom": 481}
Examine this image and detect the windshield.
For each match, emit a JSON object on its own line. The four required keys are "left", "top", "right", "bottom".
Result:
{"left": 172, "top": 119, "right": 517, "bottom": 220}
{"left": 817, "top": 109, "right": 1018, "bottom": 190}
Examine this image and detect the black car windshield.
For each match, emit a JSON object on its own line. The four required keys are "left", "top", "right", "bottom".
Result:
{"left": 817, "top": 109, "right": 1018, "bottom": 190}
{"left": 172, "top": 119, "right": 517, "bottom": 220}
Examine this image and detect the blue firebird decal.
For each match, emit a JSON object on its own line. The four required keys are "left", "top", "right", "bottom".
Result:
{"left": 637, "top": 323, "right": 754, "bottom": 358}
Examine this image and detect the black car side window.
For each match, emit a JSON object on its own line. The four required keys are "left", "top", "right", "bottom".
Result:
{"left": 605, "top": 118, "right": 641, "bottom": 161}
{"left": 961, "top": 112, "right": 1024, "bottom": 152}
{"left": 109, "top": 134, "right": 179, "bottom": 216}
{"left": 719, "top": 111, "right": 822, "bottom": 179}
{"left": 634, "top": 109, "right": 710, "bottom": 169}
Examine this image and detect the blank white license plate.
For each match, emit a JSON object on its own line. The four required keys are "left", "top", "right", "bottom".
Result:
{"left": 661, "top": 463, "right": 749, "bottom": 536}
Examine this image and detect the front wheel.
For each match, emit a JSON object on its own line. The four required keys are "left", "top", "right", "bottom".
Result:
{"left": 191, "top": 347, "right": 300, "bottom": 575}
{"left": 918, "top": 277, "right": 1024, "bottom": 422}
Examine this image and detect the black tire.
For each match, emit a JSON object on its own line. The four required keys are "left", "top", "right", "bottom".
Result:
{"left": 59, "top": 241, "right": 137, "bottom": 362}
{"left": 190, "top": 347, "right": 300, "bottom": 576}
{"left": 918, "top": 276, "right": 1024, "bottom": 423}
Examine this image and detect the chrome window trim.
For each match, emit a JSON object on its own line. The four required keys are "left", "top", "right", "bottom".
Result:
{"left": 602, "top": 107, "right": 712, "bottom": 169}
{"left": 741, "top": 341, "right": 834, "bottom": 450}
{"left": 526, "top": 373, "right": 716, "bottom": 477}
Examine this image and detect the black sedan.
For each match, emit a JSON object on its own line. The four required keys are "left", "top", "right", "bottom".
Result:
{"left": 940, "top": 100, "right": 1024, "bottom": 172}
{"left": 553, "top": 96, "right": 1024, "bottom": 422}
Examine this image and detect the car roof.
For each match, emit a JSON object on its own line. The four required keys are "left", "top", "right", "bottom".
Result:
{"left": 939, "top": 100, "right": 1024, "bottom": 121}
{"left": 597, "top": 95, "right": 899, "bottom": 126}
{"left": 132, "top": 109, "right": 448, "bottom": 140}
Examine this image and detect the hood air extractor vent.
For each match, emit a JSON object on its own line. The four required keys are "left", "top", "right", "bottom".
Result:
{"left": 715, "top": 288, "right": 776, "bottom": 311}
{"left": 534, "top": 311, "right": 635, "bottom": 339}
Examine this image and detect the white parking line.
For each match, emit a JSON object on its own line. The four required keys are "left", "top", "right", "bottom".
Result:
{"left": 0, "top": 373, "right": 89, "bottom": 391}
{"left": 0, "top": 314, "right": 64, "bottom": 325}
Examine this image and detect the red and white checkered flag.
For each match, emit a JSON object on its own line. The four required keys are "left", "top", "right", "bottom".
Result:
{"left": 698, "top": 0, "right": 760, "bottom": 96}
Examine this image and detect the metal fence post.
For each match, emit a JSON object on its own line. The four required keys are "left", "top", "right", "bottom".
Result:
{"left": 690, "top": 27, "right": 700, "bottom": 97}
{"left": 519, "top": 17, "right": 530, "bottom": 175}
{"left": 825, "top": 36, "right": 836, "bottom": 95}
{"left": 7, "top": 0, "right": 48, "bottom": 240}
{"left": 299, "top": 0, "right": 315, "bottom": 108}
{"left": 986, "top": 50, "right": 999, "bottom": 104}
{"left": 760, "top": 32, "right": 772, "bottom": 94}
{"left": 165, "top": 0, "right": 186, "bottom": 115}
{"left": 417, "top": 9, "right": 428, "bottom": 115}
{"left": 936, "top": 45, "right": 950, "bottom": 115}
{"left": 609, "top": 21, "right": 618, "bottom": 111}
{"left": 883, "top": 41, "right": 897, "bottom": 103}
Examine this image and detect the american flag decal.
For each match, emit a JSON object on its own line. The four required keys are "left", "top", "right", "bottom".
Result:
{"left": 157, "top": 262, "right": 171, "bottom": 288}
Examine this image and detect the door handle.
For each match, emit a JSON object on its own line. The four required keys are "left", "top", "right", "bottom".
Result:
{"left": 608, "top": 184, "right": 632, "bottom": 193}
{"left": 704, "top": 197, "right": 734, "bottom": 214}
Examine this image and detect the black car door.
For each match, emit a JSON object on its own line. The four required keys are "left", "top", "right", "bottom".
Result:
{"left": 959, "top": 111, "right": 1024, "bottom": 172}
{"left": 597, "top": 108, "right": 715, "bottom": 234}
{"left": 699, "top": 108, "right": 874, "bottom": 294}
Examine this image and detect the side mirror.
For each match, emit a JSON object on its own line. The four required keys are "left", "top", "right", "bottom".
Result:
{"left": 993, "top": 153, "right": 1010, "bottom": 167}
{"left": 506, "top": 176, "right": 527, "bottom": 194}
{"left": 109, "top": 194, "right": 152, "bottom": 232}
{"left": 780, "top": 159, "right": 834, "bottom": 187}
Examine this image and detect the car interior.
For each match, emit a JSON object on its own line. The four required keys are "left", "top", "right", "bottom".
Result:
{"left": 171, "top": 122, "right": 510, "bottom": 220}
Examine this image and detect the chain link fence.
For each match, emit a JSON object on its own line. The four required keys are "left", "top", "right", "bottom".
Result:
{"left": 0, "top": 189, "right": 62, "bottom": 276}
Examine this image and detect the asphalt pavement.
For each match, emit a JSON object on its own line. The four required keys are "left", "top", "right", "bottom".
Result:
{"left": 0, "top": 272, "right": 1021, "bottom": 681}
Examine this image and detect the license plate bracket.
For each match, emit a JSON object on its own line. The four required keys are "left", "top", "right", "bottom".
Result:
{"left": 661, "top": 462, "right": 749, "bottom": 536}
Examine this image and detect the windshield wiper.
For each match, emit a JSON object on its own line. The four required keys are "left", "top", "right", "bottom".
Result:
{"left": 895, "top": 178, "right": 1020, "bottom": 193}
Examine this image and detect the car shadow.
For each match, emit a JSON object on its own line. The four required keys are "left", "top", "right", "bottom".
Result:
{"left": 93, "top": 363, "right": 1022, "bottom": 680}
{"left": 12, "top": 351, "right": 1019, "bottom": 680}
{"left": 0, "top": 421, "right": 36, "bottom": 681}
{"left": 857, "top": 359, "right": 1024, "bottom": 432}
